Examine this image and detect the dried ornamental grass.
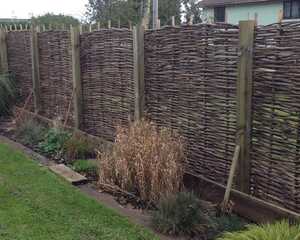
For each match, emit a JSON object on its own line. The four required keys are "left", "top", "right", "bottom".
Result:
{"left": 97, "top": 120, "right": 186, "bottom": 204}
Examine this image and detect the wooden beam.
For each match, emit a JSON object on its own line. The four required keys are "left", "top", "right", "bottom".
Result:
{"left": 70, "top": 26, "right": 83, "bottom": 129}
{"left": 157, "top": 19, "right": 161, "bottom": 29}
{"left": 237, "top": 20, "right": 255, "bottom": 194}
{"left": 0, "top": 29, "right": 8, "bottom": 74}
{"left": 278, "top": 9, "right": 283, "bottom": 23}
{"left": 184, "top": 173, "right": 300, "bottom": 223}
{"left": 30, "top": 26, "right": 41, "bottom": 113}
{"left": 221, "top": 145, "right": 240, "bottom": 212}
{"left": 189, "top": 15, "right": 194, "bottom": 25}
{"left": 133, "top": 25, "right": 145, "bottom": 121}
{"left": 49, "top": 164, "right": 87, "bottom": 185}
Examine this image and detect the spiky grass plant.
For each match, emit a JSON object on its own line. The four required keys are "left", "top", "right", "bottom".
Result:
{"left": 15, "top": 118, "right": 47, "bottom": 146}
{"left": 152, "top": 192, "right": 211, "bottom": 236}
{"left": 97, "top": 120, "right": 185, "bottom": 204}
{"left": 0, "top": 73, "right": 16, "bottom": 115}
{"left": 218, "top": 221, "right": 300, "bottom": 240}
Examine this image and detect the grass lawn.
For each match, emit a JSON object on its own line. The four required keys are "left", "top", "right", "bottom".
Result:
{"left": 0, "top": 143, "right": 157, "bottom": 240}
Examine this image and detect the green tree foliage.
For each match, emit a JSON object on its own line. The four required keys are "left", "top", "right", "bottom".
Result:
{"left": 155, "top": 0, "right": 181, "bottom": 26}
{"left": 182, "top": 0, "right": 202, "bottom": 24}
{"left": 85, "top": 0, "right": 142, "bottom": 27}
{"left": 31, "top": 13, "right": 79, "bottom": 28}
{"left": 85, "top": 0, "right": 182, "bottom": 28}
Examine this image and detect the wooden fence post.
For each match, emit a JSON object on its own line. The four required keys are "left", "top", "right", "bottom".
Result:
{"left": 70, "top": 26, "right": 82, "bottom": 129}
{"left": 31, "top": 26, "right": 41, "bottom": 113}
{"left": 0, "top": 29, "right": 8, "bottom": 73}
{"left": 152, "top": 0, "right": 158, "bottom": 29}
{"left": 133, "top": 25, "right": 145, "bottom": 121}
{"left": 237, "top": 20, "right": 255, "bottom": 194}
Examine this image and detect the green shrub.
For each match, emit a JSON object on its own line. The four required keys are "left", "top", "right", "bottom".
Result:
{"left": 0, "top": 73, "right": 16, "bottom": 115}
{"left": 210, "top": 215, "right": 245, "bottom": 238}
{"left": 15, "top": 118, "right": 46, "bottom": 146}
{"left": 152, "top": 192, "right": 211, "bottom": 236}
{"left": 218, "top": 221, "right": 300, "bottom": 240}
{"left": 63, "top": 133, "right": 95, "bottom": 161}
{"left": 39, "top": 128, "right": 71, "bottom": 156}
{"left": 71, "top": 160, "right": 98, "bottom": 176}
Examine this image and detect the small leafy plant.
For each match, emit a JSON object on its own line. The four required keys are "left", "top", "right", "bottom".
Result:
{"left": 218, "top": 221, "right": 300, "bottom": 240}
{"left": 71, "top": 159, "right": 98, "bottom": 178}
{"left": 63, "top": 133, "right": 95, "bottom": 162}
{"left": 152, "top": 192, "right": 211, "bottom": 236}
{"left": 39, "top": 128, "right": 71, "bottom": 157}
{"left": 15, "top": 118, "right": 46, "bottom": 146}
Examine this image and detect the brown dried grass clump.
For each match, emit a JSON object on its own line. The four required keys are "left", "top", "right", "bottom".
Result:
{"left": 97, "top": 120, "right": 186, "bottom": 204}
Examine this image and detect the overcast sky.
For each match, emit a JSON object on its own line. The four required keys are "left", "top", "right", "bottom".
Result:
{"left": 0, "top": 0, "right": 88, "bottom": 20}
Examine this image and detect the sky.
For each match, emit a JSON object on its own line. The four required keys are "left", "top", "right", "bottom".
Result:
{"left": 0, "top": 0, "right": 88, "bottom": 20}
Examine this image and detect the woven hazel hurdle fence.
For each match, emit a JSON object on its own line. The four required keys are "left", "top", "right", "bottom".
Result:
{"left": 80, "top": 29, "right": 135, "bottom": 141}
{"left": 1, "top": 21, "right": 300, "bottom": 216}
{"left": 38, "top": 31, "right": 74, "bottom": 125}
{"left": 252, "top": 22, "right": 300, "bottom": 212}
{"left": 144, "top": 24, "right": 240, "bottom": 187}
{"left": 6, "top": 31, "right": 34, "bottom": 111}
{"left": 2, "top": 27, "right": 135, "bottom": 136}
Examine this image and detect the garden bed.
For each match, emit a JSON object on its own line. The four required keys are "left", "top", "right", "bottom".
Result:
{"left": 0, "top": 115, "right": 250, "bottom": 240}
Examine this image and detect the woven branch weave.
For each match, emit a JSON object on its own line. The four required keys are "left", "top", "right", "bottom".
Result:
{"left": 252, "top": 22, "right": 300, "bottom": 212}
{"left": 145, "top": 24, "right": 239, "bottom": 185}
{"left": 80, "top": 29, "right": 135, "bottom": 141}
{"left": 6, "top": 22, "right": 300, "bottom": 213}
{"left": 38, "top": 31, "right": 74, "bottom": 125}
{"left": 7, "top": 31, "right": 33, "bottom": 110}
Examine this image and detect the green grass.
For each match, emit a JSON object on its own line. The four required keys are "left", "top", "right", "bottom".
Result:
{"left": 0, "top": 143, "right": 158, "bottom": 240}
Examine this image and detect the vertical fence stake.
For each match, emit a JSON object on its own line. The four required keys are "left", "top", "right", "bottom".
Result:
{"left": 133, "top": 25, "right": 145, "bottom": 121}
{"left": 70, "top": 26, "right": 82, "bottom": 129}
{"left": 171, "top": 16, "right": 176, "bottom": 27}
{"left": 0, "top": 29, "right": 8, "bottom": 73}
{"left": 152, "top": 0, "right": 158, "bottom": 29}
{"left": 237, "top": 20, "right": 255, "bottom": 194}
{"left": 31, "top": 26, "right": 41, "bottom": 113}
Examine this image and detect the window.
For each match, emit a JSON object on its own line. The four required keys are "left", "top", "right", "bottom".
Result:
{"left": 214, "top": 6, "right": 225, "bottom": 22}
{"left": 284, "top": 0, "right": 300, "bottom": 19}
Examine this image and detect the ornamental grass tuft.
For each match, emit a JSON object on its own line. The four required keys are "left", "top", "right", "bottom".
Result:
{"left": 97, "top": 120, "right": 186, "bottom": 205}
{"left": 218, "top": 221, "right": 300, "bottom": 240}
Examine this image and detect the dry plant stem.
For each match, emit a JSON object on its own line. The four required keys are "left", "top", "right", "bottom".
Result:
{"left": 97, "top": 120, "right": 186, "bottom": 204}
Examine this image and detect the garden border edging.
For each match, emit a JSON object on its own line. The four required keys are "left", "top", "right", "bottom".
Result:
{"left": 0, "top": 134, "right": 178, "bottom": 240}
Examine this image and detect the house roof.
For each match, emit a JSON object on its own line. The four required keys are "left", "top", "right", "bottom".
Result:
{"left": 199, "top": 0, "right": 274, "bottom": 7}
